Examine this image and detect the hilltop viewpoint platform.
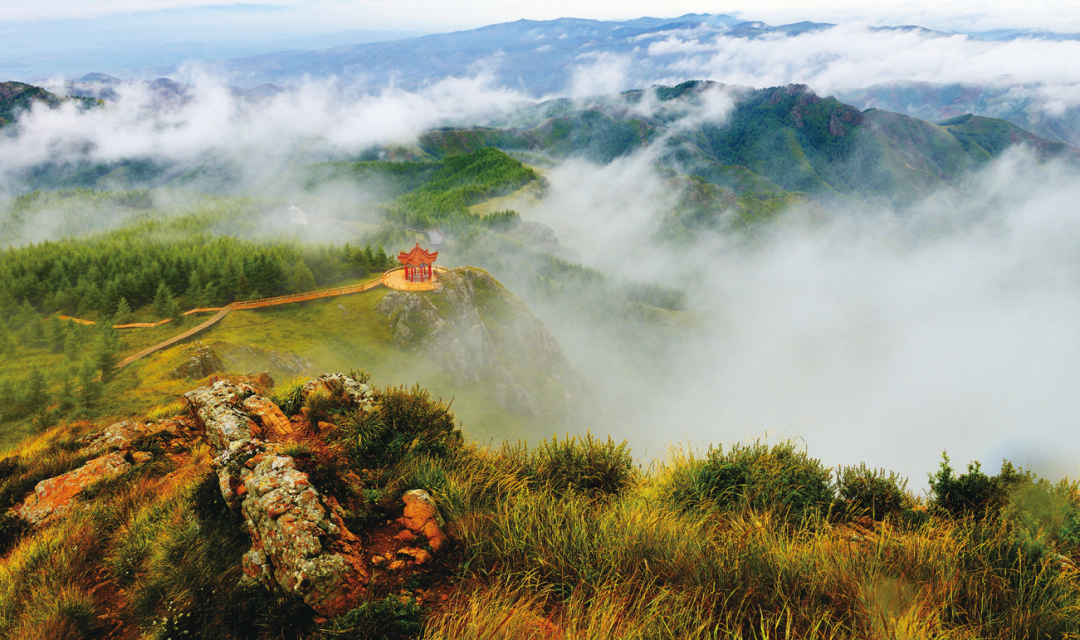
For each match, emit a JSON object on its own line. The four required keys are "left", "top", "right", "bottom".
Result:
{"left": 382, "top": 266, "right": 449, "bottom": 292}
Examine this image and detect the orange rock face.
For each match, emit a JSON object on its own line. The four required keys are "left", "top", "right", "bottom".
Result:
{"left": 242, "top": 396, "right": 295, "bottom": 441}
{"left": 80, "top": 420, "right": 175, "bottom": 455}
{"left": 397, "top": 489, "right": 447, "bottom": 552}
{"left": 15, "top": 452, "right": 130, "bottom": 525}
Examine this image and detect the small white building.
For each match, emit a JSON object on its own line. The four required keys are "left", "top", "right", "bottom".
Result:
{"left": 286, "top": 202, "right": 309, "bottom": 226}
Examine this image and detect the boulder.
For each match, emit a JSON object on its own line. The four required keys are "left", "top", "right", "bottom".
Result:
{"left": 184, "top": 380, "right": 257, "bottom": 451}
{"left": 243, "top": 396, "right": 295, "bottom": 441}
{"left": 239, "top": 450, "right": 368, "bottom": 616}
{"left": 169, "top": 342, "right": 226, "bottom": 380}
{"left": 397, "top": 489, "right": 446, "bottom": 552}
{"left": 300, "top": 374, "right": 375, "bottom": 411}
{"left": 80, "top": 420, "right": 175, "bottom": 456}
{"left": 15, "top": 452, "right": 130, "bottom": 525}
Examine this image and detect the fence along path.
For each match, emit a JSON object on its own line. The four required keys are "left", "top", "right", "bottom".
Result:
{"left": 113, "top": 276, "right": 385, "bottom": 370}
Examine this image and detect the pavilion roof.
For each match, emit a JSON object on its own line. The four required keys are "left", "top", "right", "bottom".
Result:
{"left": 398, "top": 243, "right": 438, "bottom": 266}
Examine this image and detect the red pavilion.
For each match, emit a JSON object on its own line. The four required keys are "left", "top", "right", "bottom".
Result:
{"left": 398, "top": 243, "right": 439, "bottom": 283}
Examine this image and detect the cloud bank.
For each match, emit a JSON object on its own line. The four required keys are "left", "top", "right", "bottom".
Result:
{"left": 635, "top": 24, "right": 1080, "bottom": 110}
{"left": 518, "top": 148, "right": 1080, "bottom": 490}
{"left": 0, "top": 72, "right": 528, "bottom": 193}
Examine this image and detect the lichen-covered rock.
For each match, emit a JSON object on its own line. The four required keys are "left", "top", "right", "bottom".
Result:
{"left": 300, "top": 373, "right": 374, "bottom": 411}
{"left": 15, "top": 452, "right": 130, "bottom": 525}
{"left": 186, "top": 378, "right": 370, "bottom": 617}
{"left": 169, "top": 341, "right": 226, "bottom": 380}
{"left": 80, "top": 420, "right": 174, "bottom": 456}
{"left": 184, "top": 380, "right": 257, "bottom": 451}
{"left": 243, "top": 396, "right": 295, "bottom": 441}
{"left": 238, "top": 451, "right": 368, "bottom": 616}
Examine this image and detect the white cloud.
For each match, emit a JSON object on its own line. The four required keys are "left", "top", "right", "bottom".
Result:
{"left": 642, "top": 24, "right": 1080, "bottom": 108}
{"left": 0, "top": 69, "right": 528, "bottom": 189}
{"left": 569, "top": 52, "right": 632, "bottom": 99}
{"left": 514, "top": 147, "right": 1080, "bottom": 488}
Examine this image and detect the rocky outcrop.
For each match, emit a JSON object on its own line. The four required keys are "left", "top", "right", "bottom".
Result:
{"left": 215, "top": 342, "right": 315, "bottom": 378}
{"left": 397, "top": 489, "right": 446, "bottom": 552}
{"left": 301, "top": 374, "right": 376, "bottom": 410}
{"left": 15, "top": 453, "right": 130, "bottom": 525}
{"left": 373, "top": 489, "right": 447, "bottom": 572}
{"left": 80, "top": 420, "right": 174, "bottom": 455}
{"left": 169, "top": 342, "right": 226, "bottom": 380}
{"left": 242, "top": 396, "right": 295, "bottom": 441}
{"left": 237, "top": 448, "right": 368, "bottom": 616}
{"left": 184, "top": 378, "right": 372, "bottom": 617}
{"left": 185, "top": 380, "right": 258, "bottom": 452}
{"left": 375, "top": 268, "right": 581, "bottom": 417}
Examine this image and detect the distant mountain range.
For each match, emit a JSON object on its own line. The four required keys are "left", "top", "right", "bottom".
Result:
{"left": 130, "top": 14, "right": 1079, "bottom": 147}
{"left": 416, "top": 81, "right": 1077, "bottom": 206}
{"left": 8, "top": 77, "right": 1076, "bottom": 225}
{"left": 169, "top": 14, "right": 1079, "bottom": 95}
{"left": 0, "top": 82, "right": 98, "bottom": 127}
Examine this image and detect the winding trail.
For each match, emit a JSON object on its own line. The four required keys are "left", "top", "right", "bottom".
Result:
{"left": 111, "top": 266, "right": 448, "bottom": 370}
{"left": 116, "top": 305, "right": 235, "bottom": 370}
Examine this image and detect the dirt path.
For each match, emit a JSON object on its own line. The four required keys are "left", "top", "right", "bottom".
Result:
{"left": 116, "top": 305, "right": 235, "bottom": 370}
{"left": 115, "top": 276, "right": 386, "bottom": 370}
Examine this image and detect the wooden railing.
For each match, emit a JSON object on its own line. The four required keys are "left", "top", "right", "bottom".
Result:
{"left": 116, "top": 305, "right": 235, "bottom": 370}
{"left": 231, "top": 279, "right": 384, "bottom": 310}
{"left": 113, "top": 276, "right": 386, "bottom": 369}
{"left": 65, "top": 269, "right": 448, "bottom": 370}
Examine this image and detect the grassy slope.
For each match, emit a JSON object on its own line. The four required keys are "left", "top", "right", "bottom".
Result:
{"left": 119, "top": 284, "right": 535, "bottom": 444}
{"left": 1, "top": 394, "right": 1078, "bottom": 639}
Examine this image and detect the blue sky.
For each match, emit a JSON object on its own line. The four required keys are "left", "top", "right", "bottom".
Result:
{"left": 4, "top": 0, "right": 1078, "bottom": 82}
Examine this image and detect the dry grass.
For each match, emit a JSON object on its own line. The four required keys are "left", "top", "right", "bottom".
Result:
{"left": 2, "top": 407, "right": 1080, "bottom": 639}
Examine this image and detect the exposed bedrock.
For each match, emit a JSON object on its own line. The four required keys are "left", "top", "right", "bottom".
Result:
{"left": 184, "top": 377, "right": 372, "bottom": 617}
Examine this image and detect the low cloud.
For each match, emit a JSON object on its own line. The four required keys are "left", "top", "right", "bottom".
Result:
{"left": 0, "top": 69, "right": 529, "bottom": 193}
{"left": 516, "top": 147, "right": 1080, "bottom": 491}
{"left": 645, "top": 24, "right": 1080, "bottom": 110}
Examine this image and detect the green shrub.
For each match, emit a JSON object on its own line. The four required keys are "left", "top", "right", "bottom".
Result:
{"left": 1005, "top": 478, "right": 1080, "bottom": 552}
{"left": 835, "top": 463, "right": 908, "bottom": 520}
{"left": 303, "top": 388, "right": 336, "bottom": 425}
{"left": 338, "top": 384, "right": 461, "bottom": 468}
{"left": 530, "top": 433, "right": 636, "bottom": 497}
{"left": 928, "top": 453, "right": 1031, "bottom": 518}
{"left": 321, "top": 596, "right": 423, "bottom": 640}
{"left": 269, "top": 376, "right": 308, "bottom": 416}
{"left": 675, "top": 441, "right": 834, "bottom": 523}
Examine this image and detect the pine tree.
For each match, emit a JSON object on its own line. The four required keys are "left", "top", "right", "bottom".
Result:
{"left": 0, "top": 378, "right": 16, "bottom": 422}
{"left": 114, "top": 297, "right": 133, "bottom": 324}
{"left": 25, "top": 315, "right": 47, "bottom": 348}
{"left": 64, "top": 326, "right": 82, "bottom": 359}
{"left": 57, "top": 375, "right": 75, "bottom": 413}
{"left": 152, "top": 282, "right": 178, "bottom": 319}
{"left": 77, "top": 359, "right": 101, "bottom": 411}
{"left": 198, "top": 283, "right": 218, "bottom": 308}
{"left": 94, "top": 324, "right": 120, "bottom": 381}
{"left": 49, "top": 316, "right": 67, "bottom": 353}
{"left": 186, "top": 270, "right": 203, "bottom": 303}
{"left": 288, "top": 259, "right": 317, "bottom": 293}
{"left": 25, "top": 367, "right": 49, "bottom": 413}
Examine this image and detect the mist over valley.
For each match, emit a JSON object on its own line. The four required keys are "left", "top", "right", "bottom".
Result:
{"left": 2, "top": 5, "right": 1080, "bottom": 636}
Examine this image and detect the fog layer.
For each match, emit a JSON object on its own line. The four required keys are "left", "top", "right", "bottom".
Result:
{"left": 521, "top": 150, "right": 1080, "bottom": 488}
{"left": 4, "top": 72, "right": 1080, "bottom": 490}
